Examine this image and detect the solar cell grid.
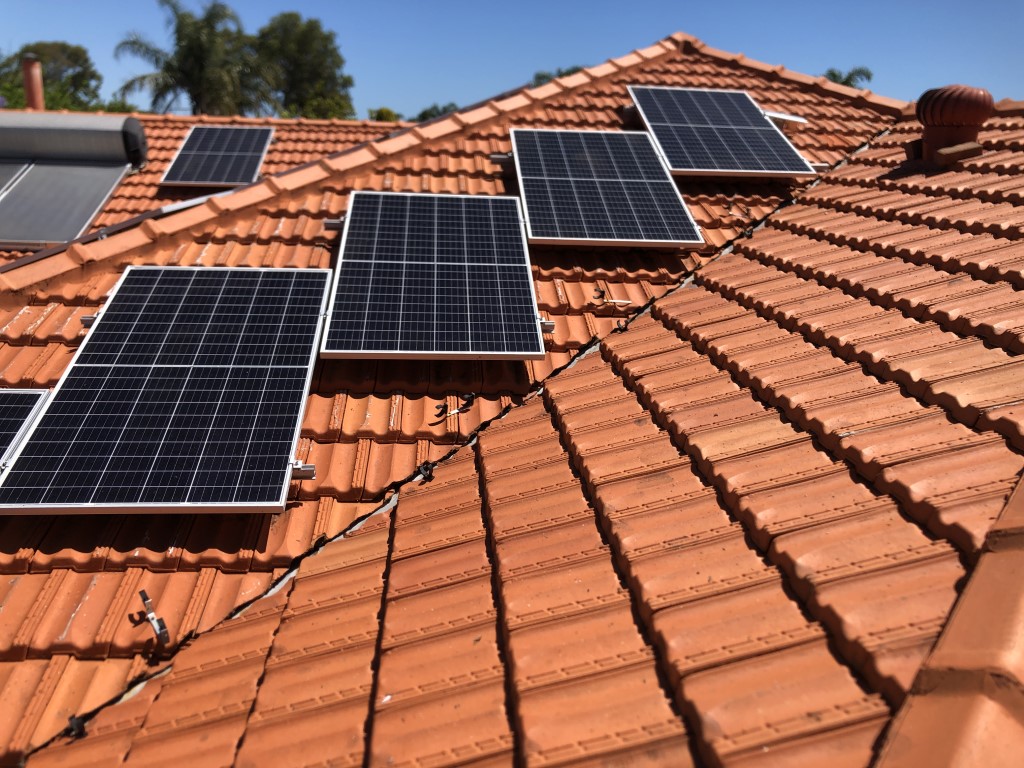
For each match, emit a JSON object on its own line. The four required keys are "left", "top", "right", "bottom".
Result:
{"left": 510, "top": 129, "right": 703, "bottom": 247}
{"left": 629, "top": 86, "right": 816, "bottom": 177}
{"left": 322, "top": 191, "right": 545, "bottom": 360}
{"left": 0, "top": 390, "right": 46, "bottom": 463}
{"left": 161, "top": 126, "right": 274, "bottom": 187}
{"left": 0, "top": 266, "right": 330, "bottom": 513}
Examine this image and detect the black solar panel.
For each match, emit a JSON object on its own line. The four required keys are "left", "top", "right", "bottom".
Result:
{"left": 0, "top": 266, "right": 330, "bottom": 513}
{"left": 629, "top": 86, "right": 816, "bottom": 177}
{"left": 322, "top": 192, "right": 544, "bottom": 360}
{"left": 510, "top": 129, "right": 702, "bottom": 247}
{"left": 0, "top": 390, "right": 46, "bottom": 462}
{"left": 161, "top": 126, "right": 274, "bottom": 187}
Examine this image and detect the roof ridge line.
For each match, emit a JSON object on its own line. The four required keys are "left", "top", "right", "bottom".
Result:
{"left": 0, "top": 30, "right": 903, "bottom": 293}
{"left": 663, "top": 31, "right": 906, "bottom": 115}
{"left": 1, "top": 106, "right": 414, "bottom": 129}
{"left": 0, "top": 33, "right": 683, "bottom": 291}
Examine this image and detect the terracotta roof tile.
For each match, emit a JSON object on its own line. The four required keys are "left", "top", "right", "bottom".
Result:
{"left": 8, "top": 27, "right": 1021, "bottom": 768}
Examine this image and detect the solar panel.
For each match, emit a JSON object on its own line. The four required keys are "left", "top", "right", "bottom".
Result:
{"left": 161, "top": 126, "right": 274, "bottom": 187}
{"left": 628, "top": 86, "right": 816, "bottom": 177}
{"left": 0, "top": 266, "right": 330, "bottom": 513}
{"left": 0, "top": 390, "right": 47, "bottom": 464}
{"left": 510, "top": 129, "right": 703, "bottom": 247}
{"left": 322, "top": 192, "right": 545, "bottom": 360}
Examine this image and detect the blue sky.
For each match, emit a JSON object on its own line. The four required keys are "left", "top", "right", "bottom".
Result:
{"left": 3, "top": 0, "right": 1021, "bottom": 117}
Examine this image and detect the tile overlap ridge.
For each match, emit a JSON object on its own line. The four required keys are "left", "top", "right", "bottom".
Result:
{"left": 0, "top": 30, "right": 906, "bottom": 294}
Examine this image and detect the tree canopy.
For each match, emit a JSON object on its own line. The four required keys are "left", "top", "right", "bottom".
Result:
{"left": 530, "top": 66, "right": 583, "bottom": 87}
{"left": 115, "top": 1, "right": 359, "bottom": 117}
{"left": 255, "top": 12, "right": 354, "bottom": 119}
{"left": 367, "top": 106, "right": 403, "bottom": 122}
{"left": 823, "top": 66, "right": 874, "bottom": 88}
{"left": 413, "top": 102, "right": 458, "bottom": 122}
{"left": 116, "top": 0, "right": 273, "bottom": 115}
{"left": 0, "top": 41, "right": 131, "bottom": 111}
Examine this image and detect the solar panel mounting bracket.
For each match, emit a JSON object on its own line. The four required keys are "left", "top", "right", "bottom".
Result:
{"left": 324, "top": 217, "right": 345, "bottom": 231}
{"left": 136, "top": 590, "right": 170, "bottom": 645}
{"left": 763, "top": 110, "right": 809, "bottom": 126}
{"left": 539, "top": 319, "right": 555, "bottom": 334}
{"left": 290, "top": 460, "right": 316, "bottom": 480}
{"left": 80, "top": 314, "right": 98, "bottom": 329}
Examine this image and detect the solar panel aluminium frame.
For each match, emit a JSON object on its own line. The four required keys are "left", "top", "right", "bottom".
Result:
{"left": 159, "top": 125, "right": 275, "bottom": 188}
{"left": 321, "top": 191, "right": 546, "bottom": 361}
{"left": 509, "top": 128, "right": 704, "bottom": 248}
{"left": 0, "top": 389, "right": 48, "bottom": 466}
{"left": 0, "top": 265, "right": 332, "bottom": 515}
{"left": 627, "top": 85, "right": 817, "bottom": 178}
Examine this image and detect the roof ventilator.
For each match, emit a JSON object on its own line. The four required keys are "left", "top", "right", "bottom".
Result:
{"left": 906, "top": 84, "right": 994, "bottom": 166}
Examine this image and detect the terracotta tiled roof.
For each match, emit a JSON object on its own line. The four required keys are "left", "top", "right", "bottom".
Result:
{"left": 4, "top": 28, "right": 1021, "bottom": 767}
{"left": 0, "top": 113, "right": 407, "bottom": 265}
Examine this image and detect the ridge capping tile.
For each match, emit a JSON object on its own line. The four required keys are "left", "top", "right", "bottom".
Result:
{"left": 205, "top": 181, "right": 279, "bottom": 213}
{"left": 319, "top": 145, "right": 384, "bottom": 172}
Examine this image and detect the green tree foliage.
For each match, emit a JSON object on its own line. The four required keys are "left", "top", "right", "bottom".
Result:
{"left": 367, "top": 106, "right": 403, "bottom": 122}
{"left": 823, "top": 66, "right": 873, "bottom": 88}
{"left": 116, "top": 0, "right": 272, "bottom": 115}
{"left": 530, "top": 66, "right": 583, "bottom": 87}
{"left": 98, "top": 96, "right": 140, "bottom": 113}
{"left": 414, "top": 102, "right": 459, "bottom": 122}
{"left": 255, "top": 12, "right": 354, "bottom": 119}
{"left": 0, "top": 41, "right": 104, "bottom": 110}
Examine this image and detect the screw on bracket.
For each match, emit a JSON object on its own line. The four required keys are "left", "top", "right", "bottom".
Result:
{"left": 132, "top": 589, "right": 170, "bottom": 646}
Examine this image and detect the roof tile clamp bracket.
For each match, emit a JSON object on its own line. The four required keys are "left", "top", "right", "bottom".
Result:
{"left": 136, "top": 590, "right": 170, "bottom": 646}
{"left": 539, "top": 319, "right": 556, "bottom": 334}
{"left": 290, "top": 459, "right": 316, "bottom": 480}
{"left": 324, "top": 217, "right": 346, "bottom": 231}
{"left": 80, "top": 313, "right": 99, "bottom": 329}
{"left": 488, "top": 152, "right": 513, "bottom": 165}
